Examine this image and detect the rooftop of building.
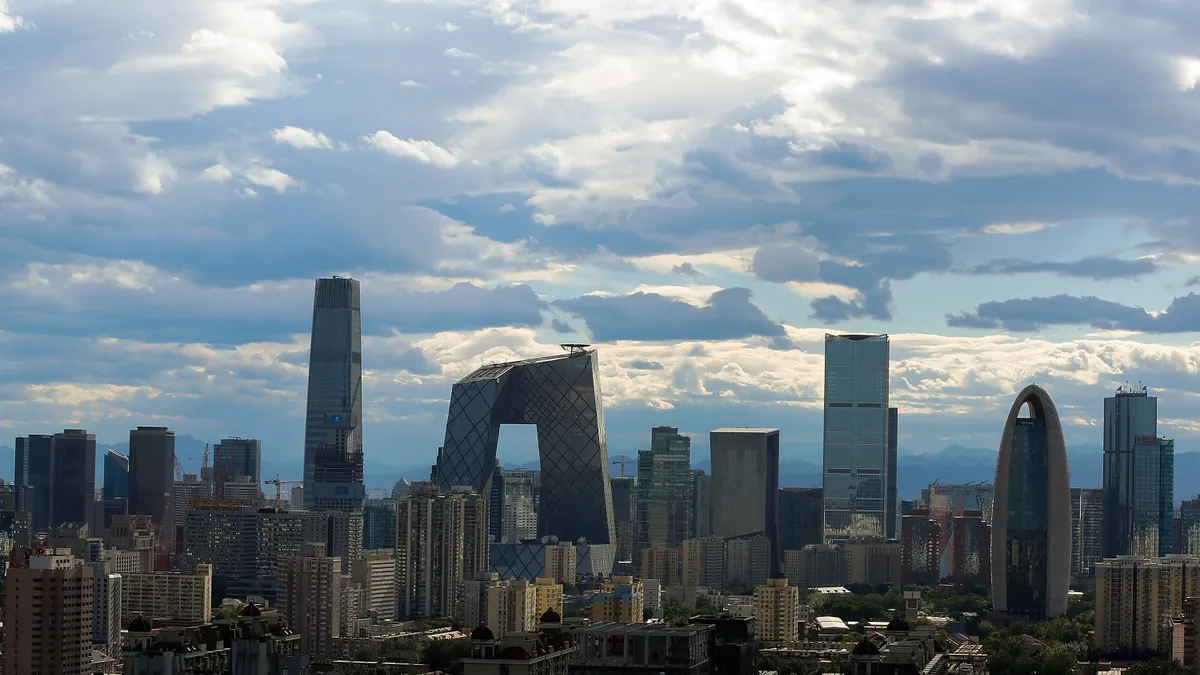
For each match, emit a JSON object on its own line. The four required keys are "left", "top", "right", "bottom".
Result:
{"left": 576, "top": 622, "right": 713, "bottom": 637}
{"left": 711, "top": 427, "right": 781, "bottom": 433}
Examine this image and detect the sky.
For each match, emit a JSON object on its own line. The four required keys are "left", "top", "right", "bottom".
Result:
{"left": 1, "top": 0, "right": 1199, "bottom": 469}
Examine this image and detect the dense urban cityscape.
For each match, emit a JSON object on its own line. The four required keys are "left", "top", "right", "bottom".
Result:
{"left": 1, "top": 276, "right": 1196, "bottom": 674}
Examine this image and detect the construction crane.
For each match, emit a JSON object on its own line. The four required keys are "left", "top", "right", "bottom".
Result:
{"left": 612, "top": 459, "right": 632, "bottom": 477}
{"left": 264, "top": 475, "right": 303, "bottom": 507}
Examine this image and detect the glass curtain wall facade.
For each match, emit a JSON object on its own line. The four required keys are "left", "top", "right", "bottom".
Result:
{"left": 1071, "top": 488, "right": 1104, "bottom": 579}
{"left": 51, "top": 429, "right": 96, "bottom": 527}
{"left": 14, "top": 434, "right": 54, "bottom": 530}
{"left": 435, "top": 350, "right": 615, "bottom": 546}
{"left": 822, "top": 334, "right": 891, "bottom": 541}
{"left": 1102, "top": 387, "right": 1159, "bottom": 557}
{"left": 992, "top": 385, "right": 1071, "bottom": 621}
{"left": 214, "top": 438, "right": 262, "bottom": 485}
{"left": 302, "top": 277, "right": 365, "bottom": 513}
{"left": 103, "top": 451, "right": 129, "bottom": 501}
{"left": 636, "top": 427, "right": 693, "bottom": 558}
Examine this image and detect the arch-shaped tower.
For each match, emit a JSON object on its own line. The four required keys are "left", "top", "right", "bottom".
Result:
{"left": 991, "top": 384, "right": 1071, "bottom": 621}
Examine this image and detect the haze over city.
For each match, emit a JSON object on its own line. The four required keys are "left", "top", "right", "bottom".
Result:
{"left": 2, "top": 0, "right": 1200, "bottom": 471}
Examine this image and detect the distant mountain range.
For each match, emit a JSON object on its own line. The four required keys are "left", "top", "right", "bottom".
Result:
{"left": 2, "top": 438, "right": 1197, "bottom": 502}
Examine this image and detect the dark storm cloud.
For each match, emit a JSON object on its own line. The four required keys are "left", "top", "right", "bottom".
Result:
{"left": 963, "top": 256, "right": 1160, "bottom": 280}
{"left": 805, "top": 141, "right": 894, "bottom": 173}
{"left": 551, "top": 319, "right": 575, "bottom": 333}
{"left": 948, "top": 293, "right": 1200, "bottom": 333}
{"left": 672, "top": 262, "right": 702, "bottom": 277}
{"left": 554, "top": 287, "right": 788, "bottom": 343}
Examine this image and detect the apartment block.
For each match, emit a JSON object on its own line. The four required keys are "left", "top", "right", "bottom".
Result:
{"left": 756, "top": 578, "right": 800, "bottom": 644}
{"left": 640, "top": 542, "right": 681, "bottom": 586}
{"left": 592, "top": 576, "right": 644, "bottom": 624}
{"left": 534, "top": 576, "right": 564, "bottom": 623}
{"left": 122, "top": 563, "right": 213, "bottom": 625}
{"left": 280, "top": 543, "right": 343, "bottom": 658}
{"left": 1096, "top": 555, "right": 1200, "bottom": 656}
{"left": 4, "top": 548, "right": 94, "bottom": 675}
{"left": 395, "top": 483, "right": 489, "bottom": 619}
{"left": 487, "top": 579, "right": 537, "bottom": 638}
{"left": 544, "top": 540, "right": 577, "bottom": 585}
{"left": 350, "top": 550, "right": 397, "bottom": 621}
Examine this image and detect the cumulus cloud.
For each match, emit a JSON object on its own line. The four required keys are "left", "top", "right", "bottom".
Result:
{"left": 244, "top": 166, "right": 300, "bottom": 194}
{"left": 363, "top": 131, "right": 460, "bottom": 167}
{"left": 948, "top": 293, "right": 1200, "bottom": 333}
{"left": 271, "top": 126, "right": 333, "bottom": 150}
{"left": 555, "top": 287, "right": 788, "bottom": 344}
{"left": 0, "top": 1, "right": 28, "bottom": 32}
{"left": 963, "top": 256, "right": 1160, "bottom": 280}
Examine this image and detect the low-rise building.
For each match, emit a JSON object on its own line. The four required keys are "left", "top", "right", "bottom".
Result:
{"left": 572, "top": 622, "right": 712, "bottom": 675}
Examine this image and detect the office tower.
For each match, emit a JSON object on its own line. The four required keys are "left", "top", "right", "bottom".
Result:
{"left": 779, "top": 487, "right": 824, "bottom": 551}
{"left": 992, "top": 384, "right": 1071, "bottom": 621}
{"left": 351, "top": 551, "right": 397, "bottom": 620}
{"left": 436, "top": 349, "right": 615, "bottom": 546}
{"left": 591, "top": 575, "right": 644, "bottom": 623}
{"left": 1071, "top": 488, "right": 1104, "bottom": 578}
{"left": 303, "top": 276, "right": 365, "bottom": 513}
{"left": 129, "top": 426, "right": 176, "bottom": 535}
{"left": 635, "top": 427, "right": 693, "bottom": 560}
{"left": 783, "top": 544, "right": 843, "bottom": 588}
{"left": 755, "top": 579, "right": 800, "bottom": 643}
{"left": 103, "top": 450, "right": 129, "bottom": 501}
{"left": 887, "top": 407, "right": 898, "bottom": 539}
{"left": 46, "top": 428, "right": 97, "bottom": 527}
{"left": 950, "top": 510, "right": 990, "bottom": 587}
{"left": 901, "top": 508, "right": 941, "bottom": 588}
{"left": 640, "top": 543, "right": 681, "bottom": 586}
{"left": 610, "top": 476, "right": 637, "bottom": 561}
{"left": 395, "top": 484, "right": 489, "bottom": 619}
{"left": 362, "top": 498, "right": 397, "bottom": 550}
{"left": 213, "top": 437, "right": 263, "bottom": 496}
{"left": 544, "top": 540, "right": 577, "bottom": 584}
{"left": 485, "top": 578, "right": 537, "bottom": 637}
{"left": 710, "top": 428, "right": 780, "bottom": 574}
{"left": 534, "top": 577, "right": 564, "bottom": 622}
{"left": 1103, "top": 386, "right": 1173, "bottom": 557}
{"left": 1095, "top": 555, "right": 1200, "bottom": 656}
{"left": 91, "top": 565, "right": 122, "bottom": 659}
{"left": 725, "top": 534, "right": 773, "bottom": 588}
{"left": 106, "top": 514, "right": 156, "bottom": 573}
{"left": 844, "top": 536, "right": 901, "bottom": 587}
{"left": 122, "top": 564, "right": 213, "bottom": 624}
{"left": 4, "top": 548, "right": 94, "bottom": 675}
{"left": 13, "top": 434, "right": 53, "bottom": 530}
{"left": 822, "top": 334, "right": 891, "bottom": 541}
{"left": 280, "top": 543, "right": 343, "bottom": 658}
{"left": 1181, "top": 497, "right": 1200, "bottom": 555}
{"left": 692, "top": 470, "right": 711, "bottom": 539}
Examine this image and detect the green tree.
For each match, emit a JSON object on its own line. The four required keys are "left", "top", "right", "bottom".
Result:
{"left": 423, "top": 638, "right": 473, "bottom": 675}
{"left": 1125, "top": 660, "right": 1192, "bottom": 675}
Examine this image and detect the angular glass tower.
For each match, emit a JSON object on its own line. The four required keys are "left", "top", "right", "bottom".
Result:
{"left": 1102, "top": 386, "right": 1173, "bottom": 557}
{"left": 103, "top": 450, "right": 129, "bottom": 501}
{"left": 822, "top": 334, "right": 892, "bottom": 541}
{"left": 992, "top": 385, "right": 1071, "bottom": 621}
{"left": 302, "top": 277, "right": 365, "bottom": 512}
{"left": 435, "top": 349, "right": 614, "bottom": 545}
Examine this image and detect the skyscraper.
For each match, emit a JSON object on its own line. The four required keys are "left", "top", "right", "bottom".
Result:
{"left": 303, "top": 276, "right": 365, "bottom": 513}
{"left": 778, "top": 487, "right": 823, "bottom": 552}
{"left": 1181, "top": 497, "right": 1200, "bottom": 555}
{"left": 822, "top": 334, "right": 891, "bottom": 542}
{"left": 4, "top": 548, "right": 94, "bottom": 675}
{"left": 129, "top": 426, "right": 176, "bottom": 535}
{"left": 950, "top": 510, "right": 990, "bottom": 587}
{"left": 1102, "top": 386, "right": 1173, "bottom": 557}
{"left": 280, "top": 543, "right": 343, "bottom": 658}
{"left": 1071, "top": 488, "right": 1104, "bottom": 579}
{"left": 102, "top": 450, "right": 129, "bottom": 501}
{"left": 51, "top": 429, "right": 96, "bottom": 527}
{"left": 213, "top": 437, "right": 262, "bottom": 487}
{"left": 711, "top": 428, "right": 780, "bottom": 574}
{"left": 610, "top": 476, "right": 636, "bottom": 561}
{"left": 13, "top": 434, "right": 53, "bottom": 530}
{"left": 691, "top": 469, "right": 711, "bottom": 539}
{"left": 887, "top": 407, "right": 898, "bottom": 539}
{"left": 901, "top": 508, "right": 941, "bottom": 587}
{"left": 436, "top": 349, "right": 615, "bottom": 546}
{"left": 992, "top": 385, "right": 1071, "bottom": 621}
{"left": 395, "top": 483, "right": 489, "bottom": 619}
{"left": 636, "top": 427, "right": 693, "bottom": 557}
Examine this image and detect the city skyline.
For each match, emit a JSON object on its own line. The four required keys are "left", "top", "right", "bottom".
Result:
{"left": 3, "top": 3, "right": 1200, "bottom": 474}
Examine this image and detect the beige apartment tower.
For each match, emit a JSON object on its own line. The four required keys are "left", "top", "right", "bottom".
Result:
{"left": 280, "top": 543, "right": 343, "bottom": 658}
{"left": 591, "top": 576, "right": 644, "bottom": 623}
{"left": 544, "top": 541, "right": 577, "bottom": 584}
{"left": 351, "top": 550, "right": 397, "bottom": 620}
{"left": 121, "top": 563, "right": 213, "bottom": 625}
{"left": 4, "top": 549, "right": 94, "bottom": 675}
{"left": 756, "top": 578, "right": 800, "bottom": 644}
{"left": 640, "top": 542, "right": 682, "bottom": 586}
{"left": 1096, "top": 555, "right": 1200, "bottom": 656}
{"left": 395, "top": 483, "right": 489, "bottom": 619}
{"left": 533, "top": 576, "right": 564, "bottom": 622}
{"left": 487, "top": 579, "right": 537, "bottom": 638}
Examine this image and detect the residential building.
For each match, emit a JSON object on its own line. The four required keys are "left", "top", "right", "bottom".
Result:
{"left": 1096, "top": 555, "right": 1200, "bottom": 656}
{"left": 571, "top": 622, "right": 712, "bottom": 675}
{"left": 682, "top": 538, "right": 707, "bottom": 587}
{"left": 843, "top": 537, "right": 901, "bottom": 587}
{"left": 461, "top": 616, "right": 577, "bottom": 675}
{"left": 351, "top": 550, "right": 397, "bottom": 620}
{"left": 703, "top": 535, "right": 728, "bottom": 588}
{"left": 726, "top": 535, "right": 772, "bottom": 588}
{"left": 435, "top": 350, "right": 616, "bottom": 547}
{"left": 280, "top": 542, "right": 343, "bottom": 658}
{"left": 900, "top": 508, "right": 941, "bottom": 587}
{"left": 123, "top": 605, "right": 308, "bottom": 674}
{"left": 395, "top": 483, "right": 488, "bottom": 619}
{"left": 1171, "top": 596, "right": 1200, "bottom": 669}
{"left": 122, "top": 564, "right": 214, "bottom": 624}
{"left": 992, "top": 385, "right": 1071, "bottom": 621}
{"left": 302, "top": 276, "right": 366, "bottom": 514}
{"left": 637, "top": 427, "right": 693, "bottom": 560}
{"left": 822, "top": 334, "right": 893, "bottom": 541}
{"left": 950, "top": 510, "right": 990, "bottom": 587}
{"left": 103, "top": 449, "right": 130, "bottom": 501}
{"left": 711, "top": 428, "right": 780, "bottom": 574}
{"left": 756, "top": 578, "right": 800, "bottom": 644}
{"left": 4, "top": 548, "right": 94, "bottom": 675}
{"left": 1182, "top": 497, "right": 1200, "bottom": 555}
{"left": 533, "top": 576, "right": 564, "bottom": 623}
{"left": 544, "top": 539, "right": 577, "bottom": 584}
{"left": 129, "top": 426, "right": 177, "bottom": 535}
{"left": 692, "top": 470, "right": 711, "bottom": 539}
{"left": 640, "top": 542, "right": 681, "bottom": 586}
{"left": 1103, "top": 386, "right": 1174, "bottom": 557}
{"left": 485, "top": 578, "right": 537, "bottom": 637}
{"left": 783, "top": 544, "right": 843, "bottom": 589}
{"left": 1072, "top": 487, "right": 1105, "bottom": 578}
{"left": 91, "top": 565, "right": 122, "bottom": 659}
{"left": 363, "top": 498, "right": 396, "bottom": 550}
{"left": 779, "top": 487, "right": 823, "bottom": 552}
{"left": 591, "top": 576, "right": 644, "bottom": 624}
